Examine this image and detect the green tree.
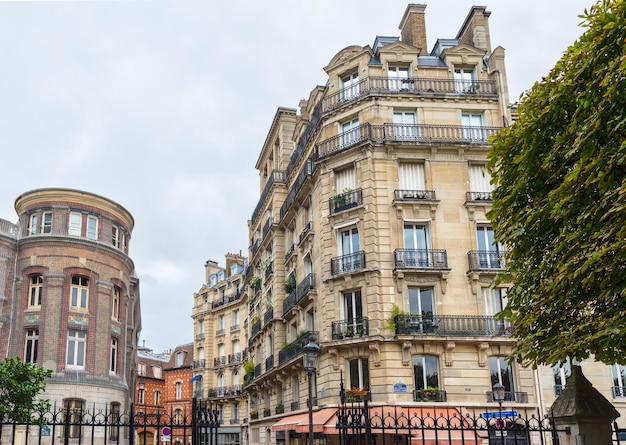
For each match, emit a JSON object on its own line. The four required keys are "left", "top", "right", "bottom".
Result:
{"left": 488, "top": 0, "right": 626, "bottom": 367}
{"left": 0, "top": 357, "right": 52, "bottom": 423}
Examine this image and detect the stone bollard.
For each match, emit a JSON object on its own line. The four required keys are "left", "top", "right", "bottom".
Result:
{"left": 550, "top": 365, "right": 620, "bottom": 445}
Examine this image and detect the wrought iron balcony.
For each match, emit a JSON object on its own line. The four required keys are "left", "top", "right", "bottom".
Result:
{"left": 290, "top": 401, "right": 300, "bottom": 411}
{"left": 467, "top": 250, "right": 507, "bottom": 271}
{"left": 394, "top": 314, "right": 514, "bottom": 336}
{"left": 278, "top": 331, "right": 318, "bottom": 365}
{"left": 394, "top": 189, "right": 437, "bottom": 201}
{"left": 282, "top": 273, "right": 316, "bottom": 314}
{"left": 208, "top": 385, "right": 243, "bottom": 398}
{"left": 262, "top": 217, "right": 274, "bottom": 239}
{"left": 394, "top": 249, "right": 448, "bottom": 269}
{"left": 285, "top": 244, "right": 296, "bottom": 261}
{"left": 322, "top": 76, "right": 498, "bottom": 113}
{"left": 228, "top": 352, "right": 242, "bottom": 365}
{"left": 299, "top": 221, "right": 313, "bottom": 244}
{"left": 193, "top": 360, "right": 205, "bottom": 370}
{"left": 263, "top": 307, "right": 274, "bottom": 324}
{"left": 265, "top": 355, "right": 274, "bottom": 371}
{"left": 466, "top": 191, "right": 493, "bottom": 202}
{"left": 329, "top": 189, "right": 363, "bottom": 214}
{"left": 250, "top": 170, "right": 286, "bottom": 226}
{"left": 414, "top": 389, "right": 447, "bottom": 402}
{"left": 264, "top": 262, "right": 274, "bottom": 280}
{"left": 211, "top": 290, "right": 244, "bottom": 309}
{"left": 316, "top": 123, "right": 501, "bottom": 159}
{"left": 254, "top": 363, "right": 262, "bottom": 378}
{"left": 251, "top": 319, "right": 261, "bottom": 337}
{"left": 213, "top": 356, "right": 226, "bottom": 368}
{"left": 244, "top": 372, "right": 254, "bottom": 386}
{"left": 486, "top": 391, "right": 528, "bottom": 403}
{"left": 613, "top": 386, "right": 626, "bottom": 398}
{"left": 280, "top": 158, "right": 316, "bottom": 221}
{"left": 331, "top": 251, "right": 366, "bottom": 275}
{"left": 331, "top": 318, "right": 369, "bottom": 340}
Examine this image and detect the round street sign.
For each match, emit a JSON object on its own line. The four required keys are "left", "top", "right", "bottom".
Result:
{"left": 162, "top": 427, "right": 171, "bottom": 436}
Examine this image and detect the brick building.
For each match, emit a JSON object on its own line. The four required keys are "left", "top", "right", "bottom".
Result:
{"left": 0, "top": 188, "right": 141, "bottom": 438}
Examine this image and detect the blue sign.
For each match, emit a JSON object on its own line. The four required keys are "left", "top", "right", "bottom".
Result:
{"left": 41, "top": 426, "right": 51, "bottom": 436}
{"left": 393, "top": 382, "right": 408, "bottom": 393}
{"left": 483, "top": 410, "right": 518, "bottom": 419}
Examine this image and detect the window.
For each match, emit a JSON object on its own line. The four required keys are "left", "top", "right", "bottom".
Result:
{"left": 210, "top": 273, "right": 218, "bottom": 287}
{"left": 152, "top": 365, "right": 162, "bottom": 379}
{"left": 340, "top": 117, "right": 360, "bottom": 148}
{"left": 232, "top": 403, "right": 239, "bottom": 422}
{"left": 489, "top": 356, "right": 515, "bottom": 398}
{"left": 197, "top": 347, "right": 205, "bottom": 364}
{"left": 112, "top": 226, "right": 126, "bottom": 249}
{"left": 233, "top": 370, "right": 240, "bottom": 387}
{"left": 232, "top": 339, "right": 240, "bottom": 356}
{"left": 612, "top": 364, "right": 626, "bottom": 398}
{"left": 110, "top": 338, "right": 118, "bottom": 373}
{"left": 340, "top": 71, "right": 360, "bottom": 102}
{"left": 232, "top": 310, "right": 240, "bottom": 328}
{"left": 70, "top": 276, "right": 89, "bottom": 311}
{"left": 86, "top": 216, "right": 98, "bottom": 240}
{"left": 28, "top": 275, "right": 43, "bottom": 309}
{"left": 341, "top": 290, "right": 363, "bottom": 336}
{"left": 64, "top": 399, "right": 84, "bottom": 438}
{"left": 218, "top": 343, "right": 225, "bottom": 360}
{"left": 137, "top": 362, "right": 146, "bottom": 376}
{"left": 218, "top": 314, "right": 225, "bottom": 332}
{"left": 109, "top": 402, "right": 120, "bottom": 441}
{"left": 335, "top": 226, "right": 361, "bottom": 273}
{"left": 413, "top": 355, "right": 440, "bottom": 390}
{"left": 175, "top": 381, "right": 182, "bottom": 400}
{"left": 24, "top": 329, "right": 39, "bottom": 363}
{"left": 476, "top": 225, "right": 503, "bottom": 268}
{"left": 198, "top": 319, "right": 205, "bottom": 335}
{"left": 404, "top": 223, "right": 431, "bottom": 266}
{"left": 175, "top": 351, "right": 185, "bottom": 367}
{"left": 217, "top": 374, "right": 225, "bottom": 396}
{"left": 174, "top": 408, "right": 182, "bottom": 424}
{"left": 69, "top": 212, "right": 82, "bottom": 236}
{"left": 154, "top": 390, "right": 161, "bottom": 405}
{"left": 29, "top": 214, "right": 38, "bottom": 235}
{"left": 469, "top": 163, "right": 493, "bottom": 193}
{"left": 454, "top": 66, "right": 476, "bottom": 92}
{"left": 408, "top": 287, "right": 436, "bottom": 333}
{"left": 335, "top": 166, "right": 357, "bottom": 196}
{"left": 292, "top": 375, "right": 300, "bottom": 405}
{"left": 66, "top": 330, "right": 86, "bottom": 369}
{"left": 29, "top": 212, "right": 52, "bottom": 235}
{"left": 349, "top": 358, "right": 369, "bottom": 390}
{"left": 42, "top": 212, "right": 52, "bottom": 234}
{"left": 483, "top": 287, "right": 507, "bottom": 316}
{"left": 461, "top": 112, "right": 486, "bottom": 141}
{"left": 388, "top": 65, "right": 410, "bottom": 90}
{"left": 553, "top": 358, "right": 571, "bottom": 395}
{"left": 138, "top": 387, "right": 145, "bottom": 404}
{"left": 112, "top": 287, "right": 120, "bottom": 320}
{"left": 398, "top": 162, "right": 426, "bottom": 197}
{"left": 393, "top": 110, "right": 418, "bottom": 139}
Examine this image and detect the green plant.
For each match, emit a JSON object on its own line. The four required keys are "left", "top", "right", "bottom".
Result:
{"left": 0, "top": 357, "right": 52, "bottom": 424}
{"left": 275, "top": 403, "right": 284, "bottom": 414}
{"left": 333, "top": 187, "right": 353, "bottom": 207}
{"left": 249, "top": 274, "right": 261, "bottom": 288}
{"left": 280, "top": 341, "right": 289, "bottom": 350}
{"left": 296, "top": 329, "right": 310, "bottom": 339}
{"left": 283, "top": 272, "right": 296, "bottom": 293}
{"left": 243, "top": 359, "right": 254, "bottom": 374}
{"left": 384, "top": 304, "right": 406, "bottom": 332}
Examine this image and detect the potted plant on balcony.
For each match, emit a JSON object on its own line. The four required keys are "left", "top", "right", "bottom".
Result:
{"left": 384, "top": 304, "right": 407, "bottom": 333}
{"left": 249, "top": 274, "right": 261, "bottom": 288}
{"left": 333, "top": 187, "right": 353, "bottom": 209}
{"left": 275, "top": 403, "right": 284, "bottom": 414}
{"left": 421, "top": 386, "right": 441, "bottom": 401}
{"left": 346, "top": 387, "right": 368, "bottom": 402}
{"left": 263, "top": 407, "right": 271, "bottom": 417}
{"left": 250, "top": 409, "right": 259, "bottom": 420}
{"left": 283, "top": 272, "right": 296, "bottom": 293}
{"left": 243, "top": 359, "right": 255, "bottom": 375}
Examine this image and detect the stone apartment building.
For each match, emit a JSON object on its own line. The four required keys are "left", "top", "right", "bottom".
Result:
{"left": 192, "top": 4, "right": 625, "bottom": 445}
{"left": 0, "top": 188, "right": 141, "bottom": 441}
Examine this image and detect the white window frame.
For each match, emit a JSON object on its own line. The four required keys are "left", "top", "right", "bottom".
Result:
{"left": 24, "top": 329, "right": 39, "bottom": 363}
{"left": 413, "top": 354, "right": 440, "bottom": 390}
{"left": 66, "top": 330, "right": 86, "bottom": 370}
{"left": 70, "top": 276, "right": 89, "bottom": 311}
{"left": 175, "top": 381, "right": 182, "bottom": 400}
{"left": 612, "top": 364, "right": 626, "bottom": 398}
{"left": 28, "top": 275, "right": 43, "bottom": 309}
{"left": 340, "top": 71, "right": 360, "bottom": 102}
{"left": 340, "top": 117, "right": 360, "bottom": 148}
{"left": 461, "top": 112, "right": 486, "bottom": 141}
{"left": 469, "top": 163, "right": 493, "bottom": 193}
{"left": 454, "top": 66, "right": 477, "bottom": 92}
{"left": 86, "top": 216, "right": 98, "bottom": 240}
{"left": 393, "top": 109, "right": 418, "bottom": 139}
{"left": 388, "top": 65, "right": 410, "bottom": 90}
{"left": 69, "top": 212, "right": 82, "bottom": 237}
{"left": 112, "top": 287, "right": 120, "bottom": 320}
{"left": 110, "top": 338, "right": 118, "bottom": 374}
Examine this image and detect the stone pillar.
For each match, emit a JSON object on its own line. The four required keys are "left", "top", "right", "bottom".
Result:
{"left": 550, "top": 365, "right": 620, "bottom": 445}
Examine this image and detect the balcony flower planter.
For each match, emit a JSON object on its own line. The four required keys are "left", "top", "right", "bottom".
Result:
{"left": 346, "top": 387, "right": 368, "bottom": 402}
{"left": 263, "top": 408, "right": 271, "bottom": 417}
{"left": 275, "top": 404, "right": 284, "bottom": 414}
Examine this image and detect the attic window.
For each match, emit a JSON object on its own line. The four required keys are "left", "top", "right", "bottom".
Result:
{"left": 176, "top": 351, "right": 185, "bottom": 367}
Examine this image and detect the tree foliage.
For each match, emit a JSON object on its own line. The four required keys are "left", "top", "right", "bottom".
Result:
{"left": 0, "top": 357, "right": 52, "bottom": 423}
{"left": 488, "top": 0, "right": 626, "bottom": 367}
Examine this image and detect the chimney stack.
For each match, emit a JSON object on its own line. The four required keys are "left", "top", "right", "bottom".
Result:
{"left": 399, "top": 4, "right": 428, "bottom": 54}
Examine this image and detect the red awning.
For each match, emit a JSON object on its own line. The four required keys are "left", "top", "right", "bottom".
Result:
{"left": 272, "top": 408, "right": 338, "bottom": 433}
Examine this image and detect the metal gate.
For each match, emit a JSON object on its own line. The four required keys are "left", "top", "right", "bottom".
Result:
{"left": 0, "top": 399, "right": 220, "bottom": 445}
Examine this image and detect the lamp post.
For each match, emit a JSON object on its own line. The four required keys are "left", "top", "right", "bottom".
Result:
{"left": 492, "top": 382, "right": 506, "bottom": 445}
{"left": 303, "top": 340, "right": 321, "bottom": 445}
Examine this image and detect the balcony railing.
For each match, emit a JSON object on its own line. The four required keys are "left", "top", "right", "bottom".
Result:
{"left": 394, "top": 314, "right": 514, "bottom": 336}
{"left": 250, "top": 170, "right": 286, "bottom": 226}
{"left": 486, "top": 391, "right": 528, "bottom": 403}
{"left": 264, "top": 307, "right": 274, "bottom": 324}
{"left": 193, "top": 360, "right": 205, "bottom": 370}
{"left": 612, "top": 386, "right": 626, "bottom": 398}
{"left": 254, "top": 364, "right": 262, "bottom": 378}
{"left": 414, "top": 389, "right": 447, "bottom": 402}
{"left": 466, "top": 191, "right": 493, "bottom": 202}
{"left": 285, "top": 244, "right": 296, "bottom": 261}
{"left": 0, "top": 219, "right": 19, "bottom": 238}
{"left": 331, "top": 318, "right": 369, "bottom": 340}
{"left": 467, "top": 250, "right": 507, "bottom": 271}
{"left": 278, "top": 331, "right": 318, "bottom": 365}
{"left": 265, "top": 355, "right": 274, "bottom": 371}
{"left": 280, "top": 158, "right": 316, "bottom": 221}
{"left": 208, "top": 385, "right": 243, "bottom": 398}
{"left": 282, "top": 273, "right": 316, "bottom": 314}
{"left": 244, "top": 372, "right": 254, "bottom": 386}
{"left": 394, "top": 249, "right": 448, "bottom": 269}
{"left": 394, "top": 189, "right": 437, "bottom": 201}
{"left": 331, "top": 251, "right": 366, "bottom": 275}
{"left": 316, "top": 123, "right": 501, "bottom": 159}
{"left": 262, "top": 217, "right": 274, "bottom": 239}
{"left": 290, "top": 401, "right": 300, "bottom": 411}
{"left": 264, "top": 261, "right": 274, "bottom": 280}
{"left": 251, "top": 319, "right": 262, "bottom": 337}
{"left": 299, "top": 221, "right": 312, "bottom": 244}
{"left": 211, "top": 290, "right": 244, "bottom": 309}
{"left": 329, "top": 189, "right": 363, "bottom": 214}
{"left": 322, "top": 76, "right": 498, "bottom": 113}
{"left": 228, "top": 352, "right": 242, "bottom": 365}
{"left": 213, "top": 356, "right": 226, "bottom": 367}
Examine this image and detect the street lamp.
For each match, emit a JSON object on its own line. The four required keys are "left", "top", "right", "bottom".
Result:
{"left": 303, "top": 340, "right": 321, "bottom": 445}
{"left": 492, "top": 382, "right": 506, "bottom": 445}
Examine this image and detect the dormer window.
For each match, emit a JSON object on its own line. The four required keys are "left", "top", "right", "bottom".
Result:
{"left": 176, "top": 351, "right": 185, "bottom": 367}
{"left": 388, "top": 65, "right": 410, "bottom": 90}
{"left": 454, "top": 66, "right": 477, "bottom": 93}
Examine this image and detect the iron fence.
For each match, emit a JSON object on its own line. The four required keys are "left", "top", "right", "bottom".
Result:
{"left": 0, "top": 400, "right": 220, "bottom": 445}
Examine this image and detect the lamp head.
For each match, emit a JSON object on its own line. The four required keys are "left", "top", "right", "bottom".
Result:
{"left": 302, "top": 340, "right": 321, "bottom": 373}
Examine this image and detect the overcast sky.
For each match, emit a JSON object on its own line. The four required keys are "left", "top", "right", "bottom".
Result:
{"left": 0, "top": 0, "right": 593, "bottom": 353}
